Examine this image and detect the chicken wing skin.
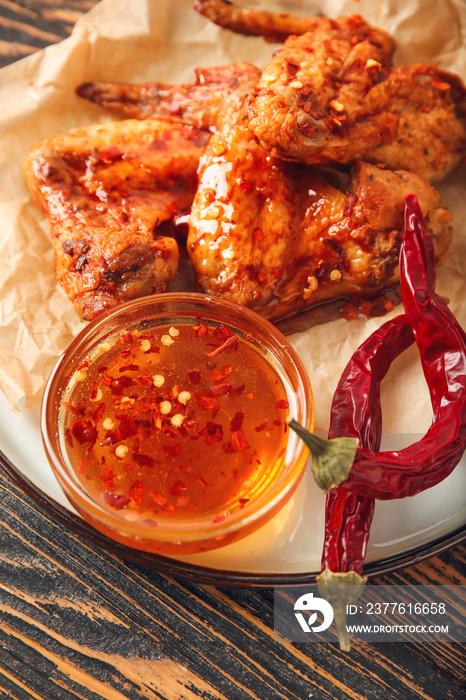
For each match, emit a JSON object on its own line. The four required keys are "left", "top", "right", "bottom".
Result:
{"left": 77, "top": 62, "right": 261, "bottom": 130}
{"left": 242, "top": 19, "right": 466, "bottom": 181}
{"left": 24, "top": 120, "right": 209, "bottom": 320}
{"left": 188, "top": 121, "right": 452, "bottom": 321}
{"left": 193, "top": 0, "right": 324, "bottom": 42}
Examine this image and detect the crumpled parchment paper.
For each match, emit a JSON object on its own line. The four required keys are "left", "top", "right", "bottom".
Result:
{"left": 0, "top": 0, "right": 464, "bottom": 436}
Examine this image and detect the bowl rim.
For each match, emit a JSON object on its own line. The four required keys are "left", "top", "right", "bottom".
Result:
{"left": 40, "top": 292, "right": 314, "bottom": 546}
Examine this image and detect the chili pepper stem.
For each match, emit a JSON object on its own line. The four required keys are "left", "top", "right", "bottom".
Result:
{"left": 288, "top": 419, "right": 358, "bottom": 491}
{"left": 316, "top": 569, "right": 367, "bottom": 652}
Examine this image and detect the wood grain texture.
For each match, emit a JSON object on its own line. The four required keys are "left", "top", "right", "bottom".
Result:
{"left": 1, "top": 467, "right": 465, "bottom": 700}
{"left": 0, "top": 2, "right": 465, "bottom": 698}
{"left": 0, "top": 0, "right": 99, "bottom": 68}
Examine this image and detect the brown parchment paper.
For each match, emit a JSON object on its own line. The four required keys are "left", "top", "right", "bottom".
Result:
{"left": 0, "top": 0, "right": 465, "bottom": 436}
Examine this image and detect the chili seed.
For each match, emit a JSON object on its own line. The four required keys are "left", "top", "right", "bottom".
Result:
{"left": 171, "top": 413, "right": 185, "bottom": 427}
{"left": 178, "top": 391, "right": 191, "bottom": 405}
{"left": 160, "top": 400, "right": 172, "bottom": 415}
{"left": 161, "top": 335, "right": 174, "bottom": 346}
{"left": 330, "top": 269, "right": 342, "bottom": 281}
{"left": 153, "top": 374, "right": 165, "bottom": 388}
{"left": 115, "top": 445, "right": 128, "bottom": 458}
{"left": 140, "top": 339, "right": 151, "bottom": 353}
{"left": 102, "top": 417, "right": 115, "bottom": 430}
{"left": 169, "top": 327, "right": 180, "bottom": 338}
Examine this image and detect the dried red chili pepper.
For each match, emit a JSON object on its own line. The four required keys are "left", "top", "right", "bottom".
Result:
{"left": 290, "top": 195, "right": 466, "bottom": 499}
{"left": 289, "top": 195, "right": 466, "bottom": 649}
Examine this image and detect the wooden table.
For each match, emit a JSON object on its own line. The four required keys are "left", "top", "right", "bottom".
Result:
{"left": 0, "top": 2, "right": 465, "bottom": 698}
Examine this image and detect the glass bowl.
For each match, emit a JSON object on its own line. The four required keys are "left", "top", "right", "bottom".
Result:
{"left": 41, "top": 293, "right": 313, "bottom": 555}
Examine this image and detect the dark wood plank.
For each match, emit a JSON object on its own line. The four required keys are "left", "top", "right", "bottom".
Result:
{"left": 0, "top": 466, "right": 465, "bottom": 700}
{"left": 0, "top": 0, "right": 99, "bottom": 68}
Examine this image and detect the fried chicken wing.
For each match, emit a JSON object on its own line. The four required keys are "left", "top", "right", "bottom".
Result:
{"left": 240, "top": 16, "right": 466, "bottom": 181}
{"left": 77, "top": 62, "right": 261, "bottom": 130}
{"left": 24, "top": 120, "right": 209, "bottom": 320}
{"left": 188, "top": 121, "right": 452, "bottom": 321}
{"left": 193, "top": 0, "right": 324, "bottom": 42}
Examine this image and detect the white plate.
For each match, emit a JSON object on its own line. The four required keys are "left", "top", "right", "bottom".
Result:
{"left": 1, "top": 390, "right": 465, "bottom": 583}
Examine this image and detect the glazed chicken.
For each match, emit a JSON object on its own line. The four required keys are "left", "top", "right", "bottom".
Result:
{"left": 23, "top": 119, "right": 209, "bottom": 320}
{"left": 195, "top": 1, "right": 466, "bottom": 182}
{"left": 26, "top": 2, "right": 457, "bottom": 324}
{"left": 77, "top": 62, "right": 261, "bottom": 130}
{"left": 188, "top": 121, "right": 452, "bottom": 321}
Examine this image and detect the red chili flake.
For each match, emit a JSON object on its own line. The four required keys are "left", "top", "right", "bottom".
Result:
{"left": 273, "top": 420, "right": 282, "bottom": 427}
{"left": 70, "top": 419, "right": 97, "bottom": 445}
{"left": 230, "top": 429, "right": 248, "bottom": 452}
{"left": 100, "top": 374, "right": 113, "bottom": 387}
{"left": 212, "top": 513, "right": 227, "bottom": 524}
{"left": 76, "top": 360, "right": 90, "bottom": 371}
{"left": 230, "top": 410, "right": 245, "bottom": 432}
{"left": 205, "top": 369, "right": 226, "bottom": 382}
{"left": 78, "top": 459, "right": 87, "bottom": 475}
{"left": 148, "top": 489, "right": 167, "bottom": 507}
{"left": 258, "top": 272, "right": 267, "bottom": 284}
{"left": 116, "top": 414, "right": 137, "bottom": 439}
{"left": 144, "top": 518, "right": 158, "bottom": 527}
{"left": 196, "top": 392, "right": 219, "bottom": 411}
{"left": 99, "top": 465, "right": 114, "bottom": 481}
{"left": 213, "top": 324, "right": 233, "bottom": 341}
{"left": 239, "top": 178, "right": 254, "bottom": 194}
{"left": 89, "top": 381, "right": 100, "bottom": 401}
{"left": 431, "top": 79, "right": 451, "bottom": 91}
{"left": 193, "top": 321, "right": 209, "bottom": 337}
{"left": 65, "top": 428, "right": 73, "bottom": 448}
{"left": 208, "top": 335, "right": 238, "bottom": 358}
{"left": 109, "top": 375, "right": 135, "bottom": 395}
{"left": 302, "top": 101, "right": 311, "bottom": 113}
{"left": 200, "top": 421, "right": 224, "bottom": 445}
{"left": 239, "top": 498, "right": 250, "bottom": 507}
{"left": 101, "top": 490, "right": 130, "bottom": 510}
{"left": 129, "top": 480, "right": 144, "bottom": 505}
{"left": 211, "top": 382, "right": 233, "bottom": 396}
{"left": 341, "top": 301, "right": 359, "bottom": 321}
{"left": 299, "top": 120, "right": 316, "bottom": 138}
{"left": 163, "top": 443, "right": 182, "bottom": 457}
{"left": 198, "top": 476, "right": 209, "bottom": 487}
{"left": 343, "top": 192, "right": 358, "bottom": 216}
{"left": 236, "top": 384, "right": 245, "bottom": 395}
{"left": 62, "top": 401, "right": 84, "bottom": 417}
{"left": 188, "top": 370, "right": 202, "bottom": 385}
{"left": 90, "top": 403, "right": 105, "bottom": 424}
{"left": 276, "top": 399, "right": 289, "bottom": 410}
{"left": 99, "top": 145, "right": 122, "bottom": 162}
{"left": 253, "top": 228, "right": 263, "bottom": 241}
{"left": 169, "top": 480, "right": 187, "bottom": 496}
{"left": 132, "top": 452, "right": 155, "bottom": 468}
{"left": 271, "top": 267, "right": 283, "bottom": 277}
{"left": 255, "top": 420, "right": 268, "bottom": 432}
{"left": 119, "top": 364, "right": 140, "bottom": 372}
{"left": 222, "top": 365, "right": 233, "bottom": 376}
{"left": 100, "top": 431, "right": 119, "bottom": 447}
{"left": 120, "top": 331, "right": 133, "bottom": 345}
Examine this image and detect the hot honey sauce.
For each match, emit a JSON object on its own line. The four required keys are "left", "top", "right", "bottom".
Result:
{"left": 60, "top": 319, "right": 292, "bottom": 530}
